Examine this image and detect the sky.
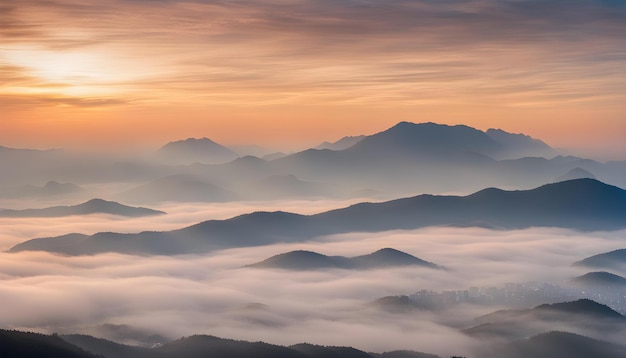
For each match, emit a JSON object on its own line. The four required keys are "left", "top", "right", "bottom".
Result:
{"left": 1, "top": 0, "right": 625, "bottom": 157}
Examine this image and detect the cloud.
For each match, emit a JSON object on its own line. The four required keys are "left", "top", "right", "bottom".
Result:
{"left": 1, "top": 200, "right": 625, "bottom": 355}
{"left": 2, "top": 0, "right": 625, "bottom": 109}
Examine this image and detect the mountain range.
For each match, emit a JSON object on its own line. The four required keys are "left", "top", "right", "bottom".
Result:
{"left": 2, "top": 122, "right": 626, "bottom": 199}
{"left": 0, "top": 180, "right": 83, "bottom": 199}
{"left": 465, "top": 299, "right": 626, "bottom": 343}
{"left": 9, "top": 178, "right": 626, "bottom": 255}
{"left": 0, "top": 329, "right": 441, "bottom": 358}
{"left": 247, "top": 248, "right": 440, "bottom": 270}
{"left": 0, "top": 198, "right": 165, "bottom": 218}
{"left": 3, "top": 327, "right": 626, "bottom": 358}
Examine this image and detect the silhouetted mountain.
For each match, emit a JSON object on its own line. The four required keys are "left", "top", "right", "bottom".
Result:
{"left": 556, "top": 167, "right": 596, "bottom": 182}
{"left": 10, "top": 179, "right": 626, "bottom": 255}
{"left": 480, "top": 331, "right": 626, "bottom": 358}
{"left": 574, "top": 249, "right": 626, "bottom": 269}
{"left": 269, "top": 122, "right": 611, "bottom": 195}
{"left": 62, "top": 334, "right": 150, "bottom": 358}
{"left": 351, "top": 248, "right": 439, "bottom": 269}
{"left": 473, "top": 299, "right": 625, "bottom": 325}
{"left": 248, "top": 248, "right": 438, "bottom": 270}
{"left": 248, "top": 250, "right": 352, "bottom": 270}
{"left": 485, "top": 128, "right": 553, "bottom": 159}
{"left": 0, "top": 198, "right": 164, "bottom": 218}
{"left": 119, "top": 174, "right": 237, "bottom": 204}
{"left": 533, "top": 299, "right": 625, "bottom": 320}
{"left": 344, "top": 122, "right": 502, "bottom": 161}
{"left": 63, "top": 333, "right": 443, "bottom": 358}
{"left": 316, "top": 135, "right": 365, "bottom": 151}
{"left": 155, "top": 137, "right": 238, "bottom": 164}
{"left": 467, "top": 299, "right": 626, "bottom": 341}
{"left": 0, "top": 180, "right": 83, "bottom": 199}
{"left": 76, "top": 323, "right": 171, "bottom": 347}
{"left": 569, "top": 271, "right": 626, "bottom": 288}
{"left": 0, "top": 329, "right": 98, "bottom": 358}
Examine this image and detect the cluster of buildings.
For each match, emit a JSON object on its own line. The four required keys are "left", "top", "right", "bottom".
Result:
{"left": 408, "top": 281, "right": 626, "bottom": 314}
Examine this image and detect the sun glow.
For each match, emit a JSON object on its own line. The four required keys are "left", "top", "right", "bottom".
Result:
{"left": 2, "top": 46, "right": 135, "bottom": 98}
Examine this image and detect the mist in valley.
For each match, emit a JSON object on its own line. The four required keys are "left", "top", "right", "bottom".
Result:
{"left": 1, "top": 197, "right": 625, "bottom": 356}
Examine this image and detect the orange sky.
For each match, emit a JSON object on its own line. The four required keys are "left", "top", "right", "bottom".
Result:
{"left": 1, "top": 0, "right": 625, "bottom": 158}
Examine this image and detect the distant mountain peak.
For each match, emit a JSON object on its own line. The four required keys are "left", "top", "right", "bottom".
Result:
{"left": 347, "top": 121, "right": 502, "bottom": 160}
{"left": 556, "top": 167, "right": 596, "bottom": 182}
{"left": 0, "top": 199, "right": 165, "bottom": 218}
{"left": 155, "top": 137, "right": 238, "bottom": 165}
{"left": 316, "top": 135, "right": 365, "bottom": 151}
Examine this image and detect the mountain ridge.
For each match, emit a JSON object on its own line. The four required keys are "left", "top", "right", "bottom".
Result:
{"left": 247, "top": 248, "right": 440, "bottom": 270}
{"left": 9, "top": 179, "right": 626, "bottom": 255}
{"left": 0, "top": 198, "right": 165, "bottom": 218}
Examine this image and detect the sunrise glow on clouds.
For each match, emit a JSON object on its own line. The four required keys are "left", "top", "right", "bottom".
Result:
{"left": 1, "top": 0, "right": 625, "bottom": 155}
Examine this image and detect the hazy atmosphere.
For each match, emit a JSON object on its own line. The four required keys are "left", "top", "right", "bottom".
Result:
{"left": 2, "top": 0, "right": 626, "bottom": 157}
{"left": 2, "top": 1, "right": 626, "bottom": 358}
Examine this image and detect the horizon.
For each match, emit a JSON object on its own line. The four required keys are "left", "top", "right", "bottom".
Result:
{"left": 1, "top": 120, "right": 623, "bottom": 162}
{"left": 3, "top": 2, "right": 626, "bottom": 357}
{"left": 1, "top": 0, "right": 626, "bottom": 159}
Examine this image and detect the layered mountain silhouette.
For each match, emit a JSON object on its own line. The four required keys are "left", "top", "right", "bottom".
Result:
{"left": 472, "top": 299, "right": 625, "bottom": 326}
{"left": 247, "top": 248, "right": 439, "bottom": 270}
{"left": 4, "top": 122, "right": 626, "bottom": 198}
{"left": 118, "top": 174, "right": 237, "bottom": 204}
{"left": 316, "top": 135, "right": 365, "bottom": 151}
{"left": 574, "top": 249, "right": 626, "bottom": 269}
{"left": 568, "top": 271, "right": 626, "bottom": 288}
{"left": 154, "top": 137, "right": 238, "bottom": 165}
{"left": 10, "top": 179, "right": 626, "bottom": 255}
{"left": 466, "top": 299, "right": 626, "bottom": 342}
{"left": 0, "top": 180, "right": 83, "bottom": 199}
{"left": 0, "top": 329, "right": 442, "bottom": 358}
{"left": 346, "top": 122, "right": 501, "bottom": 160}
{"left": 64, "top": 334, "right": 442, "bottom": 358}
{"left": 269, "top": 122, "right": 618, "bottom": 196}
{"left": 0, "top": 198, "right": 164, "bottom": 218}
{"left": 556, "top": 167, "right": 596, "bottom": 182}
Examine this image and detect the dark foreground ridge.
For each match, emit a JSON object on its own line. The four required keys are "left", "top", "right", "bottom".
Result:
{"left": 0, "top": 329, "right": 440, "bottom": 358}
{"left": 0, "top": 198, "right": 165, "bottom": 218}
{"left": 9, "top": 179, "right": 626, "bottom": 255}
{"left": 3, "top": 326, "right": 626, "bottom": 358}
{"left": 481, "top": 331, "right": 626, "bottom": 358}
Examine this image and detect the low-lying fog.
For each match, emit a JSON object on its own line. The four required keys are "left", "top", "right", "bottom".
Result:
{"left": 1, "top": 200, "right": 625, "bottom": 356}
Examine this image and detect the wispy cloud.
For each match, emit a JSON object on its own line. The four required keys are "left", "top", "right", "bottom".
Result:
{"left": 2, "top": 0, "right": 625, "bottom": 106}
{"left": 1, "top": 0, "right": 625, "bottom": 153}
